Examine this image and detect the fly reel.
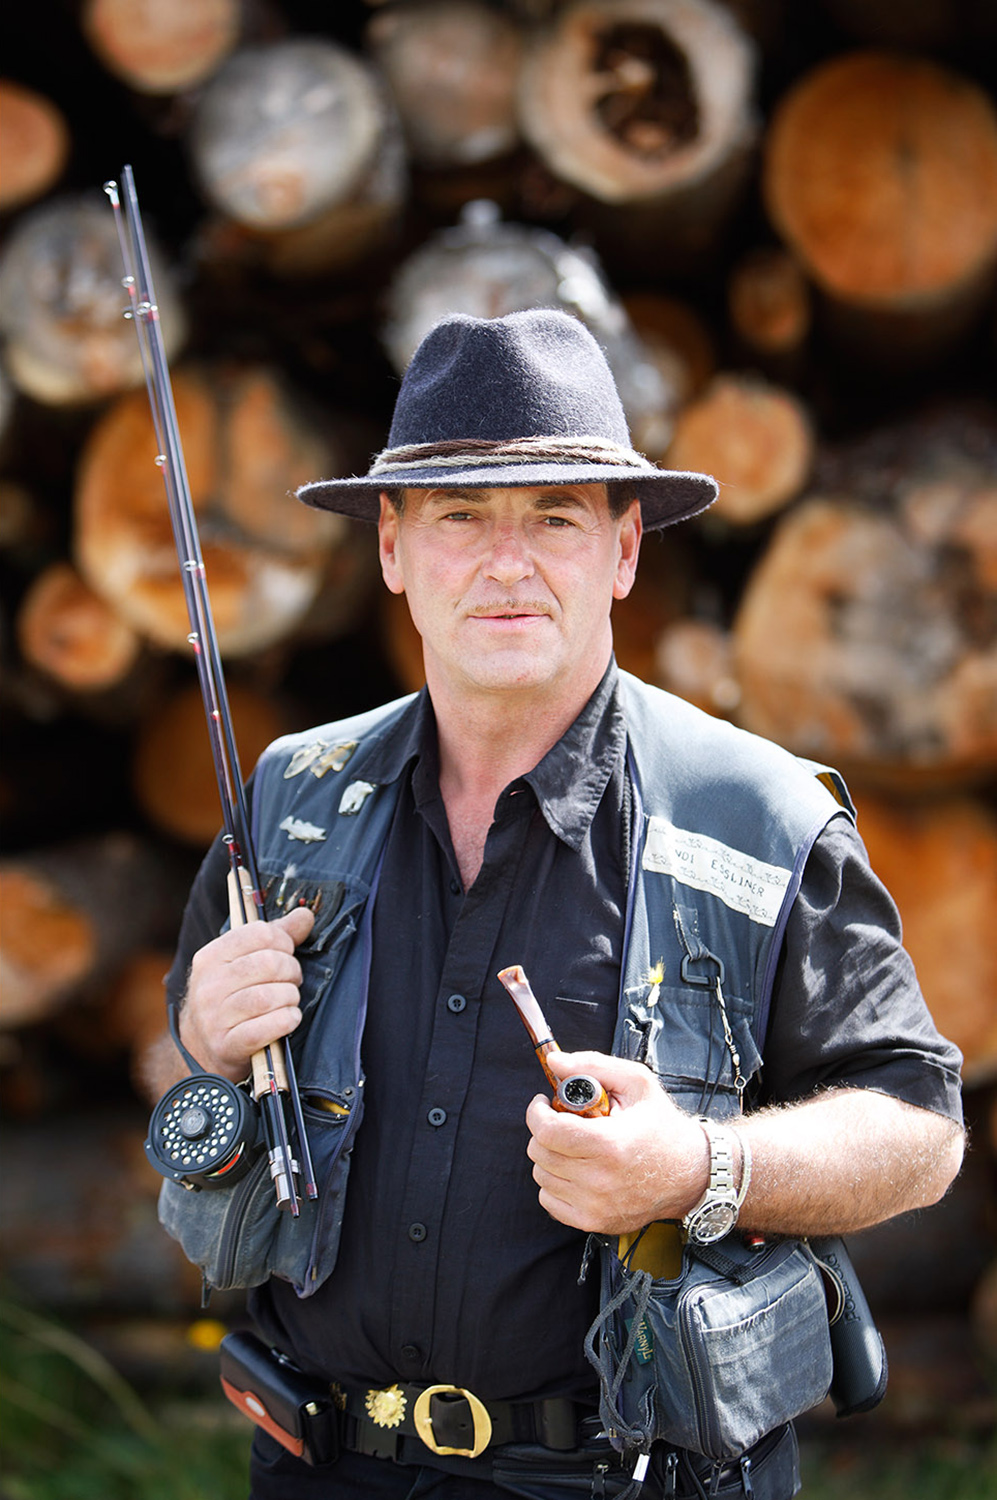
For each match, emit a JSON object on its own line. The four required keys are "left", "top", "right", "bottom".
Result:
{"left": 146, "top": 1075, "right": 261, "bottom": 1191}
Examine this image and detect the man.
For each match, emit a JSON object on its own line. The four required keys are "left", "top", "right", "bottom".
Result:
{"left": 149, "top": 310, "right": 964, "bottom": 1500}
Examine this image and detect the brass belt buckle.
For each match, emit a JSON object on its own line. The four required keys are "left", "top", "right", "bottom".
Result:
{"left": 412, "top": 1384, "right": 493, "bottom": 1458}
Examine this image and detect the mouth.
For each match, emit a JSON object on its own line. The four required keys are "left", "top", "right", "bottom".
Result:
{"left": 467, "top": 601, "right": 552, "bottom": 621}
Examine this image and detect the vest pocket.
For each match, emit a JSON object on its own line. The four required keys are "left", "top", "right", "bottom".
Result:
{"left": 258, "top": 868, "right": 369, "bottom": 1028}
{"left": 585, "top": 1234, "right": 832, "bottom": 1463}
{"left": 157, "top": 1088, "right": 361, "bottom": 1296}
{"left": 158, "top": 1156, "right": 277, "bottom": 1293}
{"left": 642, "top": 986, "right": 762, "bottom": 1114}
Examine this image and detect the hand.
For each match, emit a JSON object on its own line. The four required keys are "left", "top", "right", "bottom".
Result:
{"left": 525, "top": 1050, "right": 709, "bottom": 1235}
{"left": 179, "top": 906, "right": 315, "bottom": 1082}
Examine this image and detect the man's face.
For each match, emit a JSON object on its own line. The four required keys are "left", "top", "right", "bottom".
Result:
{"left": 377, "top": 483, "right": 641, "bottom": 703}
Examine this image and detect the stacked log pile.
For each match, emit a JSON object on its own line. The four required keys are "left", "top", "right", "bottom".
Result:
{"left": 1, "top": 0, "right": 995, "bottom": 1424}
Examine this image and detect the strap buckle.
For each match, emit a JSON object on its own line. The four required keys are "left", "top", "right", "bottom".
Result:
{"left": 412, "top": 1384, "right": 493, "bottom": 1458}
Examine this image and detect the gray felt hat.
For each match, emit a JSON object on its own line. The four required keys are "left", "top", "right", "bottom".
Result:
{"left": 296, "top": 309, "right": 717, "bottom": 530}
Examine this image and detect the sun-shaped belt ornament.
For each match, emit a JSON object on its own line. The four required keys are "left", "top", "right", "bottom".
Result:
{"left": 365, "top": 1384, "right": 407, "bottom": 1428}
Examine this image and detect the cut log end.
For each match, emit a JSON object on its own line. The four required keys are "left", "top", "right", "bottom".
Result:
{"left": 17, "top": 562, "right": 142, "bottom": 691}
{"left": 732, "top": 473, "right": 997, "bottom": 781}
{"left": 728, "top": 245, "right": 812, "bottom": 355}
{"left": 0, "top": 869, "right": 97, "bottom": 1028}
{"left": 133, "top": 681, "right": 288, "bottom": 845}
{"left": 763, "top": 51, "right": 997, "bottom": 308}
{"left": 654, "top": 618, "right": 740, "bottom": 717}
{"left": 0, "top": 196, "right": 186, "bottom": 406}
{"left": 851, "top": 792, "right": 997, "bottom": 1085}
{"left": 367, "top": 0, "right": 524, "bottom": 168}
{"left": 81, "top": 0, "right": 241, "bottom": 95}
{"left": 74, "top": 366, "right": 345, "bottom": 656}
{"left": 0, "top": 81, "right": 70, "bottom": 212}
{"left": 518, "top": 0, "right": 758, "bottom": 205}
{"left": 190, "top": 40, "right": 390, "bottom": 231}
{"left": 666, "top": 373, "right": 813, "bottom": 525}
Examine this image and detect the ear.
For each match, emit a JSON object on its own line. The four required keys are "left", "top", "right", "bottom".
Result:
{"left": 378, "top": 492, "right": 406, "bottom": 595}
{"left": 612, "top": 500, "right": 642, "bottom": 601}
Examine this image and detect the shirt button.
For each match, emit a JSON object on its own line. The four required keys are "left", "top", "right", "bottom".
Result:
{"left": 400, "top": 1344, "right": 421, "bottom": 1362}
{"left": 427, "top": 1107, "right": 447, "bottom": 1127}
{"left": 408, "top": 1222, "right": 428, "bottom": 1242}
{"left": 449, "top": 877, "right": 462, "bottom": 895}
{"left": 446, "top": 993, "right": 467, "bottom": 1013}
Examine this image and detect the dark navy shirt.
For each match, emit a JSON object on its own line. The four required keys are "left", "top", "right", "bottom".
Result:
{"left": 166, "top": 664, "right": 963, "bottom": 1403}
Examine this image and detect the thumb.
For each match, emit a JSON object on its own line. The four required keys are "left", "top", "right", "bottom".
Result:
{"left": 275, "top": 903, "right": 316, "bottom": 945}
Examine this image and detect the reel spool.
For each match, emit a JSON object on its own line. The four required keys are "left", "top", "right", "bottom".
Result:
{"left": 147, "top": 1075, "right": 261, "bottom": 1190}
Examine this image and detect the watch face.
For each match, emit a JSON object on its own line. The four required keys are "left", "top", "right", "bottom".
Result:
{"left": 688, "top": 1203, "right": 737, "bottom": 1244}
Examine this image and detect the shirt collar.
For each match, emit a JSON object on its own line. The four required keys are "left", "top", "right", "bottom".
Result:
{"left": 359, "top": 687, "right": 436, "bottom": 788}
{"left": 521, "top": 659, "right": 625, "bottom": 851}
{"left": 357, "top": 661, "right": 626, "bottom": 851}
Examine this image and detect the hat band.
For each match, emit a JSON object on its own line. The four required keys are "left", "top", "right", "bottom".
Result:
{"left": 369, "top": 434, "right": 658, "bottom": 477}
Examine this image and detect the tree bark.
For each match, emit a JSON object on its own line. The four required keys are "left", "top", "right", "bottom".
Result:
{"left": 81, "top": 0, "right": 242, "bottom": 95}
{"left": 74, "top": 364, "right": 347, "bottom": 657}
{"left": 763, "top": 51, "right": 997, "bottom": 366}
{"left": 0, "top": 80, "right": 69, "bottom": 212}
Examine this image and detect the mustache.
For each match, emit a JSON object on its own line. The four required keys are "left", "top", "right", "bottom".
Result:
{"left": 465, "top": 598, "right": 553, "bottom": 617}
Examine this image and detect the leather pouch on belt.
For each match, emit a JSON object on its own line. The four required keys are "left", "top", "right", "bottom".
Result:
{"left": 220, "top": 1330, "right": 339, "bottom": 1466}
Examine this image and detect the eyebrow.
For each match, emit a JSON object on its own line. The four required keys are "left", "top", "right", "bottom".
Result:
{"left": 426, "top": 488, "right": 590, "bottom": 510}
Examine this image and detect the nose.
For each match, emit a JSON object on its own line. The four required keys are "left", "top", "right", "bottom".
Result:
{"left": 483, "top": 519, "right": 534, "bottom": 585}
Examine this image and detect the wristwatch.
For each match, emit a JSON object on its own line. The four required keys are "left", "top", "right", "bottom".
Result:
{"left": 681, "top": 1118, "right": 740, "bottom": 1245}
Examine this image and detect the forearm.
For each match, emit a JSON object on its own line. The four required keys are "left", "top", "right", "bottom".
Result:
{"left": 135, "top": 1028, "right": 189, "bottom": 1105}
{"left": 734, "top": 1088, "right": 965, "bottom": 1237}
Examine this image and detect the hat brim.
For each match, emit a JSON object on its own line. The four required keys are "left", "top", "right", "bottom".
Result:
{"left": 296, "top": 462, "right": 717, "bottom": 531}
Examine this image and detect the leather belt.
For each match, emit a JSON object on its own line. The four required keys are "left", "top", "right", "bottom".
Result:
{"left": 337, "top": 1380, "right": 586, "bottom": 1461}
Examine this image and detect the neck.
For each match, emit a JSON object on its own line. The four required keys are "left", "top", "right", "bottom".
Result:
{"left": 426, "top": 655, "right": 610, "bottom": 887}
{"left": 429, "top": 660, "right": 607, "bottom": 799}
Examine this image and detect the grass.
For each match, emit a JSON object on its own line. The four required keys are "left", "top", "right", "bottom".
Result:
{"left": 0, "top": 1297, "right": 250, "bottom": 1500}
{"left": 1, "top": 1295, "right": 993, "bottom": 1499}
{"left": 797, "top": 1433, "right": 996, "bottom": 1500}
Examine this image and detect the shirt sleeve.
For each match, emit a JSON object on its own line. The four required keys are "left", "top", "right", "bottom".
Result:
{"left": 759, "top": 816, "right": 964, "bottom": 1125}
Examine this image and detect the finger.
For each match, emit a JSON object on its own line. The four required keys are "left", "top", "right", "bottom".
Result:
{"left": 212, "top": 903, "right": 315, "bottom": 960}
{"left": 221, "top": 943, "right": 305, "bottom": 995}
{"left": 275, "top": 905, "right": 316, "bottom": 945}
{"left": 224, "top": 1002, "right": 303, "bottom": 1063}
{"left": 526, "top": 1095, "right": 609, "bottom": 1161}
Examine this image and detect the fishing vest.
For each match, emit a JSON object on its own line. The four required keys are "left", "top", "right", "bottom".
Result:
{"left": 158, "top": 672, "right": 852, "bottom": 1298}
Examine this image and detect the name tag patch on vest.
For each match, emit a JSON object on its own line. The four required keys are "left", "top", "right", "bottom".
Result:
{"left": 642, "top": 818, "right": 791, "bottom": 927}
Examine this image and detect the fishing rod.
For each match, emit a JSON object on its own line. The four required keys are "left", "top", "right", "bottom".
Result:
{"left": 105, "top": 165, "right": 316, "bottom": 1214}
